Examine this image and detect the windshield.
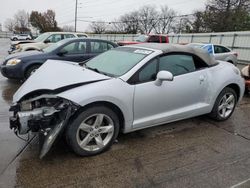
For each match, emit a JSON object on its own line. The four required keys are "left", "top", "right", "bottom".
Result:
{"left": 34, "top": 33, "right": 50, "bottom": 42}
{"left": 135, "top": 35, "right": 149, "bottom": 42}
{"left": 85, "top": 48, "right": 153, "bottom": 76}
{"left": 43, "top": 39, "right": 68, "bottom": 53}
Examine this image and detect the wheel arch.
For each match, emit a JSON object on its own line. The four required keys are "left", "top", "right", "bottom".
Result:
{"left": 24, "top": 48, "right": 38, "bottom": 51}
{"left": 226, "top": 83, "right": 240, "bottom": 101}
{"left": 70, "top": 101, "right": 125, "bottom": 133}
{"left": 23, "top": 62, "right": 43, "bottom": 78}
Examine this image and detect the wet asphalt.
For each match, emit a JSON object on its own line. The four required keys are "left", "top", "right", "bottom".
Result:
{"left": 0, "top": 38, "right": 250, "bottom": 188}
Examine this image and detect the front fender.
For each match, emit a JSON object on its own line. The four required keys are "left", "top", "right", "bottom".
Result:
{"left": 57, "top": 78, "right": 135, "bottom": 133}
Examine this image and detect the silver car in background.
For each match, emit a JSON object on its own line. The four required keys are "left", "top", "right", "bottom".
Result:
{"left": 188, "top": 43, "right": 238, "bottom": 65}
{"left": 9, "top": 43, "right": 245, "bottom": 158}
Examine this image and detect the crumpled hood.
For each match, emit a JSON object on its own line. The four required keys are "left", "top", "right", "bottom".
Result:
{"left": 13, "top": 60, "right": 110, "bottom": 102}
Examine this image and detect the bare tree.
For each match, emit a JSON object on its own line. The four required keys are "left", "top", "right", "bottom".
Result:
{"left": 110, "top": 20, "right": 126, "bottom": 33}
{"left": 120, "top": 11, "right": 140, "bottom": 34}
{"left": 89, "top": 21, "right": 106, "bottom": 34}
{"left": 4, "top": 10, "right": 29, "bottom": 32}
{"left": 154, "top": 6, "right": 177, "bottom": 34}
{"left": 138, "top": 5, "right": 159, "bottom": 34}
{"left": 4, "top": 18, "right": 16, "bottom": 31}
{"left": 14, "top": 10, "right": 30, "bottom": 32}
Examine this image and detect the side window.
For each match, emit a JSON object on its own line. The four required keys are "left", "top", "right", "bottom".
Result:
{"left": 161, "top": 36, "right": 166, "bottom": 43}
{"left": 138, "top": 58, "right": 158, "bottom": 82}
{"left": 90, "top": 42, "right": 110, "bottom": 53}
{"left": 61, "top": 41, "right": 87, "bottom": 54}
{"left": 47, "top": 34, "right": 62, "bottom": 43}
{"left": 107, "top": 43, "right": 114, "bottom": 50}
{"left": 214, "top": 45, "right": 230, "bottom": 53}
{"left": 148, "top": 36, "right": 160, "bottom": 43}
{"left": 77, "top": 34, "right": 87, "bottom": 38}
{"left": 159, "top": 54, "right": 196, "bottom": 76}
{"left": 64, "top": 34, "right": 75, "bottom": 39}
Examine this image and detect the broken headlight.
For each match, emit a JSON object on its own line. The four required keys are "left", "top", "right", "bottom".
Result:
{"left": 19, "top": 95, "right": 63, "bottom": 111}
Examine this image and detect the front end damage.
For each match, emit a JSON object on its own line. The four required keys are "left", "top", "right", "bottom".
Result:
{"left": 9, "top": 94, "right": 79, "bottom": 158}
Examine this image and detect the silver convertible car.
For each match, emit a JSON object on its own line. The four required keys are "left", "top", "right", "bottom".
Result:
{"left": 9, "top": 43, "right": 245, "bottom": 158}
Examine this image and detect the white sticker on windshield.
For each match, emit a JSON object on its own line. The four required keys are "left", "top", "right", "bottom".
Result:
{"left": 134, "top": 49, "right": 152, "bottom": 55}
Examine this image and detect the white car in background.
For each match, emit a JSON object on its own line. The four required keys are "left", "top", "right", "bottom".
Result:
{"left": 188, "top": 43, "right": 238, "bottom": 66}
{"left": 10, "top": 34, "right": 32, "bottom": 41}
{"left": 8, "top": 32, "right": 88, "bottom": 54}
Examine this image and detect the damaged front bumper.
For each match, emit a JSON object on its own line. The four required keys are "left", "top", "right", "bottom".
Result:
{"left": 9, "top": 95, "right": 79, "bottom": 158}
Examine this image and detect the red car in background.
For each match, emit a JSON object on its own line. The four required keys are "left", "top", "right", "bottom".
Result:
{"left": 118, "top": 34, "right": 169, "bottom": 46}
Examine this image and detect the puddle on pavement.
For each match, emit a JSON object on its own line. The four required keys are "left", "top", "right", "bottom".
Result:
{"left": 0, "top": 78, "right": 21, "bottom": 104}
{"left": 0, "top": 71, "right": 249, "bottom": 187}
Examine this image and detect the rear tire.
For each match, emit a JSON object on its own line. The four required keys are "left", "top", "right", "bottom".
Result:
{"left": 66, "top": 106, "right": 120, "bottom": 156}
{"left": 25, "top": 65, "right": 40, "bottom": 79}
{"left": 209, "top": 87, "right": 237, "bottom": 121}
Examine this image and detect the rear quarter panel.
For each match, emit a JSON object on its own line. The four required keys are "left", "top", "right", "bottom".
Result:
{"left": 206, "top": 61, "right": 244, "bottom": 109}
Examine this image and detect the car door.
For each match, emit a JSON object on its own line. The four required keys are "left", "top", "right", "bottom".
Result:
{"left": 132, "top": 53, "right": 210, "bottom": 129}
{"left": 56, "top": 40, "right": 89, "bottom": 62}
{"left": 19, "top": 34, "right": 25, "bottom": 40}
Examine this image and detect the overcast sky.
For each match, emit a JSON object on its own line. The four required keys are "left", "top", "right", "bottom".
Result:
{"left": 0, "top": 0, "right": 206, "bottom": 32}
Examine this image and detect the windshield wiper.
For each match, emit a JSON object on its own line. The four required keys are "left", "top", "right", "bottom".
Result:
{"left": 86, "top": 66, "right": 100, "bottom": 73}
{"left": 85, "top": 66, "right": 114, "bottom": 77}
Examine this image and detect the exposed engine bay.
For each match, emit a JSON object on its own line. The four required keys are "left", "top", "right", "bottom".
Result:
{"left": 9, "top": 94, "right": 79, "bottom": 158}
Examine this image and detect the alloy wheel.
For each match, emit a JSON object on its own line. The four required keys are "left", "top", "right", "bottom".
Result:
{"left": 76, "top": 114, "right": 115, "bottom": 151}
{"left": 218, "top": 93, "right": 235, "bottom": 118}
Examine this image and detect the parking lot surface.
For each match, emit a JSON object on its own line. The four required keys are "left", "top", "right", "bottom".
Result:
{"left": 0, "top": 38, "right": 250, "bottom": 188}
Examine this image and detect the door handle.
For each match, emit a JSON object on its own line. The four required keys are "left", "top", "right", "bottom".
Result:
{"left": 199, "top": 75, "right": 205, "bottom": 81}
{"left": 199, "top": 75, "right": 205, "bottom": 83}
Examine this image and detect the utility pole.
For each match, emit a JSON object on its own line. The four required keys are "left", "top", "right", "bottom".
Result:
{"left": 75, "top": 0, "right": 78, "bottom": 32}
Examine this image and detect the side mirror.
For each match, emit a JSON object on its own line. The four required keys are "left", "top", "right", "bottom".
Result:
{"left": 44, "top": 39, "right": 51, "bottom": 43}
{"left": 155, "top": 71, "right": 173, "bottom": 86}
{"left": 57, "top": 49, "right": 68, "bottom": 56}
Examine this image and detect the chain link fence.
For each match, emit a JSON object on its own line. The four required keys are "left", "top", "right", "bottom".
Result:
{"left": 89, "top": 31, "right": 250, "bottom": 64}
{"left": 0, "top": 31, "right": 12, "bottom": 39}
{"left": 1, "top": 31, "right": 249, "bottom": 64}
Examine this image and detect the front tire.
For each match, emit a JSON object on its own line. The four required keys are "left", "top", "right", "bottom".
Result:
{"left": 25, "top": 65, "right": 40, "bottom": 79}
{"left": 66, "top": 106, "right": 119, "bottom": 156}
{"left": 209, "top": 87, "right": 237, "bottom": 121}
